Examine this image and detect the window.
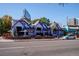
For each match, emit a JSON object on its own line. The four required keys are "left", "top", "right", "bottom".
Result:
{"left": 26, "top": 32, "right": 28, "bottom": 35}
{"left": 17, "top": 32, "right": 24, "bottom": 36}
{"left": 16, "top": 26, "right": 22, "bottom": 32}
{"left": 36, "top": 27, "right": 41, "bottom": 31}
{"left": 36, "top": 33, "right": 43, "bottom": 36}
{"left": 45, "top": 32, "right": 48, "bottom": 35}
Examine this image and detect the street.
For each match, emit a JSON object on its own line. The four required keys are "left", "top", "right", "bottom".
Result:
{"left": 0, "top": 39, "right": 79, "bottom": 56}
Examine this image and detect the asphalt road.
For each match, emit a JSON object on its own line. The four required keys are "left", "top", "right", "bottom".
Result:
{"left": 0, "top": 39, "right": 79, "bottom": 56}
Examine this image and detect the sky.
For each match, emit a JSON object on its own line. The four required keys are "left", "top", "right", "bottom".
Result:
{"left": 0, "top": 3, "right": 79, "bottom": 26}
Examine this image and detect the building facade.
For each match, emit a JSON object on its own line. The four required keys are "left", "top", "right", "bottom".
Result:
{"left": 10, "top": 9, "right": 63, "bottom": 39}
{"left": 11, "top": 19, "right": 34, "bottom": 38}
{"left": 32, "top": 20, "right": 51, "bottom": 38}
{"left": 67, "top": 18, "right": 79, "bottom": 33}
{"left": 67, "top": 18, "right": 79, "bottom": 39}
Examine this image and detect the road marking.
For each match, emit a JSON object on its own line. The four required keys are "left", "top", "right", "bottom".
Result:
{"left": 0, "top": 47, "right": 25, "bottom": 50}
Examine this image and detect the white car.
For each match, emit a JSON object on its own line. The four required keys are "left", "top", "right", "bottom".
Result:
{"left": 62, "top": 34, "right": 75, "bottom": 40}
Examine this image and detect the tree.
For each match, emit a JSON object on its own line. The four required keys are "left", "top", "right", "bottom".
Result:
{"left": 40, "top": 17, "right": 47, "bottom": 23}
{"left": 32, "top": 17, "right": 50, "bottom": 25}
{"left": 31, "top": 19, "right": 39, "bottom": 24}
{"left": 0, "top": 18, "right": 4, "bottom": 35}
{"left": 40, "top": 17, "right": 50, "bottom": 25}
{"left": 2, "top": 15, "right": 12, "bottom": 30}
{"left": 0, "top": 18, "right": 3, "bottom": 35}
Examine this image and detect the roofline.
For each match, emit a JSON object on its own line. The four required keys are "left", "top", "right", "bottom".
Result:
{"left": 11, "top": 19, "right": 30, "bottom": 29}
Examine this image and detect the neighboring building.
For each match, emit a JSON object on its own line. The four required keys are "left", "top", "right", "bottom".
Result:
{"left": 67, "top": 18, "right": 78, "bottom": 26}
{"left": 67, "top": 18, "right": 79, "bottom": 39}
{"left": 67, "top": 18, "right": 79, "bottom": 33}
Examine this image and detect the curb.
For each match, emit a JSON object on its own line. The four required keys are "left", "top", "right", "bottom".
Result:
{"left": 0, "top": 40, "right": 15, "bottom": 42}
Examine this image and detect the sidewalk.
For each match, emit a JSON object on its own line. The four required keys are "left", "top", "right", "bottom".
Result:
{"left": 0, "top": 37, "right": 14, "bottom": 42}
{"left": 14, "top": 38, "right": 62, "bottom": 42}
{"left": 0, "top": 36, "right": 62, "bottom": 42}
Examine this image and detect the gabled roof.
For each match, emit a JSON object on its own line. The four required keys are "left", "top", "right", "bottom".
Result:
{"left": 20, "top": 18, "right": 31, "bottom": 24}
{"left": 32, "top": 20, "right": 40, "bottom": 26}
{"left": 32, "top": 20, "right": 49, "bottom": 29}
{"left": 50, "top": 22, "right": 61, "bottom": 30}
{"left": 11, "top": 19, "right": 31, "bottom": 29}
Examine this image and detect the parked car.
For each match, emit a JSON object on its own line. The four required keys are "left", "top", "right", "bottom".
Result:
{"left": 62, "top": 33, "right": 76, "bottom": 40}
